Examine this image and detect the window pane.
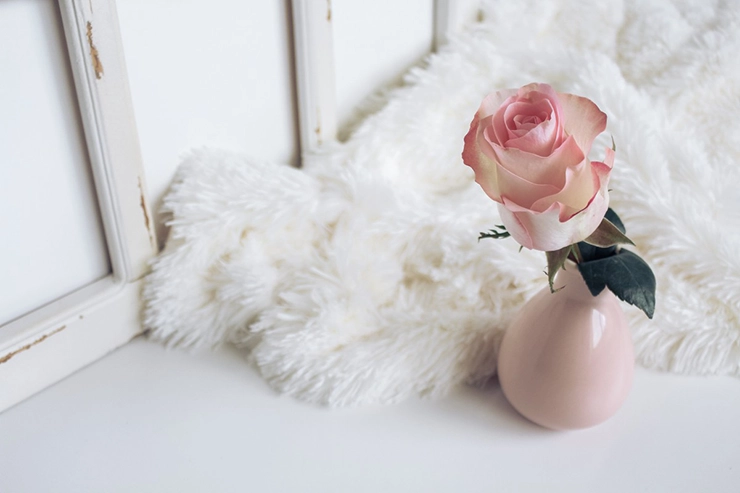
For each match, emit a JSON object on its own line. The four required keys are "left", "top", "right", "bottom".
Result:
{"left": 0, "top": 0, "right": 111, "bottom": 326}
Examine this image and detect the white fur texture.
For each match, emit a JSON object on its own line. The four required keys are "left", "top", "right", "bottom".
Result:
{"left": 144, "top": 0, "right": 740, "bottom": 406}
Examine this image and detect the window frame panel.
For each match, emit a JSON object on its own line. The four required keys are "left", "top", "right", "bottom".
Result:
{"left": 0, "top": 0, "right": 156, "bottom": 412}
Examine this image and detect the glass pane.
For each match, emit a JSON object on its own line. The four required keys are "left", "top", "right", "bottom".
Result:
{"left": 333, "top": 0, "right": 434, "bottom": 137}
{"left": 0, "top": 0, "right": 111, "bottom": 326}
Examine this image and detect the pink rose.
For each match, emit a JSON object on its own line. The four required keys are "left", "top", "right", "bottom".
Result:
{"left": 462, "top": 83, "right": 614, "bottom": 251}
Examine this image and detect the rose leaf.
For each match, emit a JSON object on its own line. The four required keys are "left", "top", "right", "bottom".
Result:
{"left": 583, "top": 216, "right": 634, "bottom": 248}
{"left": 604, "top": 208, "right": 626, "bottom": 233}
{"left": 577, "top": 249, "right": 656, "bottom": 318}
{"left": 578, "top": 208, "right": 626, "bottom": 261}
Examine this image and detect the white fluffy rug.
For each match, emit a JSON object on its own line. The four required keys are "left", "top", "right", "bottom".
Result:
{"left": 144, "top": 0, "right": 740, "bottom": 406}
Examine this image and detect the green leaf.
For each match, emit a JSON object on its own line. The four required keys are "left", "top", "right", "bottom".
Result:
{"left": 478, "top": 224, "right": 510, "bottom": 241}
{"left": 604, "top": 208, "right": 625, "bottom": 233}
{"left": 577, "top": 250, "right": 656, "bottom": 318}
{"left": 546, "top": 246, "right": 572, "bottom": 293}
{"left": 577, "top": 240, "right": 615, "bottom": 262}
{"left": 578, "top": 208, "right": 626, "bottom": 262}
{"left": 479, "top": 230, "right": 510, "bottom": 241}
{"left": 583, "top": 216, "right": 635, "bottom": 248}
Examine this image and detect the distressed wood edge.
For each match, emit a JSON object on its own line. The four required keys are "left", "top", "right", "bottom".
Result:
{"left": 0, "top": 279, "right": 144, "bottom": 413}
{"left": 0, "top": 0, "right": 155, "bottom": 411}
{"left": 60, "top": 0, "right": 157, "bottom": 281}
{"left": 291, "top": 0, "right": 338, "bottom": 160}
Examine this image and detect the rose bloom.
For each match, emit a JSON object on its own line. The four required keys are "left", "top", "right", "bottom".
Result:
{"left": 462, "top": 83, "right": 614, "bottom": 251}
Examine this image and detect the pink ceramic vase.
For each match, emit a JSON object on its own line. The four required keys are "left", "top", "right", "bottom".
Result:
{"left": 498, "top": 265, "right": 634, "bottom": 430}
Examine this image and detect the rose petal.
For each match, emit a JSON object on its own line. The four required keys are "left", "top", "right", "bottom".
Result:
{"left": 497, "top": 153, "right": 613, "bottom": 251}
{"left": 530, "top": 159, "right": 595, "bottom": 219}
{"left": 498, "top": 199, "right": 572, "bottom": 251}
{"left": 478, "top": 115, "right": 507, "bottom": 170}
{"left": 601, "top": 146, "right": 615, "bottom": 169}
{"left": 572, "top": 147, "right": 614, "bottom": 225}
{"left": 462, "top": 114, "right": 502, "bottom": 202}
{"left": 559, "top": 93, "right": 607, "bottom": 155}
{"left": 491, "top": 95, "right": 518, "bottom": 145}
{"left": 503, "top": 99, "right": 553, "bottom": 141}
{"left": 517, "top": 83, "right": 558, "bottom": 101}
{"left": 498, "top": 191, "right": 607, "bottom": 252}
{"left": 504, "top": 118, "right": 558, "bottom": 156}
{"left": 576, "top": 147, "right": 614, "bottom": 221}
{"left": 478, "top": 89, "right": 516, "bottom": 146}
{"left": 491, "top": 135, "right": 584, "bottom": 188}
{"left": 479, "top": 89, "right": 518, "bottom": 116}
{"left": 497, "top": 200, "right": 535, "bottom": 250}
{"left": 495, "top": 160, "right": 560, "bottom": 209}
{"left": 521, "top": 84, "right": 565, "bottom": 129}
{"left": 563, "top": 158, "right": 611, "bottom": 239}
{"left": 531, "top": 144, "right": 613, "bottom": 222}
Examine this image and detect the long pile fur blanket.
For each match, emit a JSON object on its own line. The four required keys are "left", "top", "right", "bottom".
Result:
{"left": 144, "top": 0, "right": 740, "bottom": 406}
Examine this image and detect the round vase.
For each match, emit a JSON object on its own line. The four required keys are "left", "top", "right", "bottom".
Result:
{"left": 498, "top": 266, "right": 634, "bottom": 430}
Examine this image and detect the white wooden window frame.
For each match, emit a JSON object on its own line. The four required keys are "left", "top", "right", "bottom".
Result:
{"left": 291, "top": 0, "right": 480, "bottom": 161}
{"left": 0, "top": 0, "right": 156, "bottom": 412}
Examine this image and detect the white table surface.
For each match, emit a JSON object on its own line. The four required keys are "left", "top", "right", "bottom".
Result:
{"left": 1, "top": 336, "right": 739, "bottom": 493}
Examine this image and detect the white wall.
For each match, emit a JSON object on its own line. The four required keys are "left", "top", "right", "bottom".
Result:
{"left": 0, "top": 0, "right": 110, "bottom": 325}
{"left": 116, "top": 0, "right": 298, "bottom": 245}
{"left": 117, "top": 0, "right": 435, "bottom": 245}
{"left": 333, "top": 0, "right": 433, "bottom": 136}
